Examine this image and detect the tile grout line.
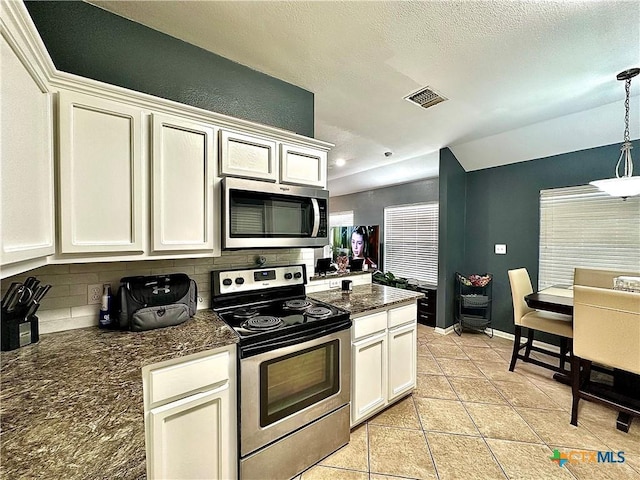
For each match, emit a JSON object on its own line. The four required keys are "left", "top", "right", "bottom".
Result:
{"left": 411, "top": 394, "right": 442, "bottom": 480}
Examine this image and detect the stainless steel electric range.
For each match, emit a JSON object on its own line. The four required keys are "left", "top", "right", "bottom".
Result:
{"left": 211, "top": 264, "right": 352, "bottom": 480}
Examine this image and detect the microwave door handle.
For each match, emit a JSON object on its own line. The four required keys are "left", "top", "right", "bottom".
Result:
{"left": 311, "top": 198, "right": 320, "bottom": 237}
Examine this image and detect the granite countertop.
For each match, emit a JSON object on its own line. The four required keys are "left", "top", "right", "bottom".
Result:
{"left": 0, "top": 311, "right": 237, "bottom": 479}
{"left": 309, "top": 283, "right": 424, "bottom": 315}
{"left": 308, "top": 270, "right": 371, "bottom": 282}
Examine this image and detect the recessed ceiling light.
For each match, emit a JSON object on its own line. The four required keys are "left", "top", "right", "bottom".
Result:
{"left": 335, "top": 158, "right": 346, "bottom": 166}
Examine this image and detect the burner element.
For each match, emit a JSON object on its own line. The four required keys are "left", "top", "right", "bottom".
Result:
{"left": 242, "top": 316, "right": 284, "bottom": 331}
{"left": 306, "top": 306, "right": 333, "bottom": 318}
{"left": 283, "top": 299, "right": 312, "bottom": 310}
{"left": 233, "top": 307, "right": 259, "bottom": 320}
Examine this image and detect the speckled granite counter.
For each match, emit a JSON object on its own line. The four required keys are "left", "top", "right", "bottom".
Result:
{"left": 0, "top": 311, "right": 237, "bottom": 479}
{"left": 308, "top": 270, "right": 371, "bottom": 282}
{"left": 309, "top": 283, "right": 424, "bottom": 315}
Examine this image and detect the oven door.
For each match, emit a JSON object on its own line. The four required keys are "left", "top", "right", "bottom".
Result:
{"left": 223, "top": 177, "right": 328, "bottom": 249}
{"left": 240, "top": 327, "right": 350, "bottom": 457}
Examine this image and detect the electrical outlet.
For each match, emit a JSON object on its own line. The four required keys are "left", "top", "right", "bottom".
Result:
{"left": 88, "top": 284, "right": 103, "bottom": 304}
{"left": 329, "top": 279, "right": 340, "bottom": 289}
{"left": 495, "top": 244, "right": 507, "bottom": 255}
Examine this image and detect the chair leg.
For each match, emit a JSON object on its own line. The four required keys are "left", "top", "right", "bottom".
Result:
{"left": 509, "top": 325, "right": 522, "bottom": 372}
{"left": 570, "top": 352, "right": 580, "bottom": 426}
{"left": 524, "top": 328, "right": 534, "bottom": 361}
{"left": 559, "top": 337, "right": 568, "bottom": 372}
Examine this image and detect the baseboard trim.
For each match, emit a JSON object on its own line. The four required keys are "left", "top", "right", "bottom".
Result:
{"left": 434, "top": 325, "right": 562, "bottom": 354}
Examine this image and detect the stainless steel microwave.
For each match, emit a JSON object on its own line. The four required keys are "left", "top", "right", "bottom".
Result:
{"left": 222, "top": 177, "right": 329, "bottom": 249}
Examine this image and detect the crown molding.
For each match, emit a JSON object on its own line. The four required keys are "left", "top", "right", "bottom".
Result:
{"left": 1, "top": 0, "right": 332, "bottom": 151}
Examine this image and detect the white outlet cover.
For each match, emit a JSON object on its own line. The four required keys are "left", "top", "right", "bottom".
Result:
{"left": 87, "top": 284, "right": 103, "bottom": 304}
{"left": 495, "top": 244, "right": 507, "bottom": 255}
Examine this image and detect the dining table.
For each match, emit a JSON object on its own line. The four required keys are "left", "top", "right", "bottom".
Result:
{"left": 525, "top": 285, "right": 638, "bottom": 433}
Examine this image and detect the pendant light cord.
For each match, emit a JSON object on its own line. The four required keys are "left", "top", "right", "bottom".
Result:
{"left": 616, "top": 77, "right": 634, "bottom": 178}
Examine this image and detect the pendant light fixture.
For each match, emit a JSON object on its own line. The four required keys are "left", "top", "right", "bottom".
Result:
{"left": 590, "top": 67, "right": 640, "bottom": 198}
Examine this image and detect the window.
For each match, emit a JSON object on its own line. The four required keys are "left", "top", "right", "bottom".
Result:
{"left": 384, "top": 202, "right": 439, "bottom": 283}
{"left": 539, "top": 185, "right": 640, "bottom": 288}
{"left": 330, "top": 210, "right": 354, "bottom": 227}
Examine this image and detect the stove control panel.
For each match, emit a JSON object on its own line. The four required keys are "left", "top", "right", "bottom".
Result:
{"left": 214, "top": 264, "right": 307, "bottom": 295}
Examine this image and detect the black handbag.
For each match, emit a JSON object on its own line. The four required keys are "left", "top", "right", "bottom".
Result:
{"left": 116, "top": 274, "right": 197, "bottom": 332}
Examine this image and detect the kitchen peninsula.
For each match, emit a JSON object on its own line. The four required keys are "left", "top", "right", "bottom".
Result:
{"left": 309, "top": 282, "right": 423, "bottom": 314}
{"left": 0, "top": 312, "right": 237, "bottom": 479}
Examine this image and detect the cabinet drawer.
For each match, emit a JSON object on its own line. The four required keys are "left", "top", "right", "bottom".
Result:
{"left": 353, "top": 311, "right": 387, "bottom": 340}
{"left": 388, "top": 303, "right": 417, "bottom": 328}
{"left": 147, "top": 351, "right": 230, "bottom": 405}
{"left": 418, "top": 312, "right": 436, "bottom": 327}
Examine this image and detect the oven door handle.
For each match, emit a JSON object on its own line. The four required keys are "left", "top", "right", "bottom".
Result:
{"left": 240, "top": 318, "right": 352, "bottom": 358}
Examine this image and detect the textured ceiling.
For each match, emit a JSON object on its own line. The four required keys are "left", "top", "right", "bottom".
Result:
{"left": 89, "top": 0, "right": 640, "bottom": 196}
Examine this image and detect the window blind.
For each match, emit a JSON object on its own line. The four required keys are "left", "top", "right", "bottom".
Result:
{"left": 330, "top": 210, "right": 354, "bottom": 227}
{"left": 539, "top": 185, "right": 640, "bottom": 289}
{"left": 384, "top": 202, "right": 439, "bottom": 284}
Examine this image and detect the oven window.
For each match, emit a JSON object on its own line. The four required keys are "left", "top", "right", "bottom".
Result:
{"left": 260, "top": 340, "right": 340, "bottom": 427}
{"left": 229, "top": 191, "right": 313, "bottom": 237}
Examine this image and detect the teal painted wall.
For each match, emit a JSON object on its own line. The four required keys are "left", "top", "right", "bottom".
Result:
{"left": 437, "top": 148, "right": 467, "bottom": 329}
{"left": 25, "top": 1, "right": 314, "bottom": 137}
{"left": 463, "top": 141, "right": 638, "bottom": 338}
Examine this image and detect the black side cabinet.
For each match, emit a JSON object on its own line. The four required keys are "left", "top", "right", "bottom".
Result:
{"left": 415, "top": 286, "right": 437, "bottom": 327}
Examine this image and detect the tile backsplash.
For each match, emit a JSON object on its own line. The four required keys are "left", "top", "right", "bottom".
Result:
{"left": 1, "top": 249, "right": 315, "bottom": 334}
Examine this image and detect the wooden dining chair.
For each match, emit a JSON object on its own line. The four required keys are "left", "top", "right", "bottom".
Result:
{"left": 507, "top": 268, "right": 573, "bottom": 374}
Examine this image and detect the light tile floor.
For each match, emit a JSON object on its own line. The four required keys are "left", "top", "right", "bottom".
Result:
{"left": 298, "top": 324, "right": 640, "bottom": 480}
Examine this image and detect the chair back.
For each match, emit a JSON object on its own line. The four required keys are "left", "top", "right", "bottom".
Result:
{"left": 573, "top": 285, "right": 640, "bottom": 374}
{"left": 574, "top": 267, "right": 636, "bottom": 288}
{"left": 508, "top": 268, "right": 535, "bottom": 326}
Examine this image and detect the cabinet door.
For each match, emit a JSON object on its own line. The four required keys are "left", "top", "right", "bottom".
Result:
{"left": 280, "top": 143, "right": 327, "bottom": 188}
{"left": 351, "top": 331, "right": 387, "bottom": 426}
{"left": 388, "top": 321, "right": 417, "bottom": 402}
{"left": 148, "top": 384, "right": 233, "bottom": 480}
{"left": 219, "top": 129, "right": 276, "bottom": 181}
{"left": 1, "top": 35, "right": 54, "bottom": 268}
{"left": 58, "top": 91, "right": 143, "bottom": 253}
{"left": 151, "top": 114, "right": 217, "bottom": 252}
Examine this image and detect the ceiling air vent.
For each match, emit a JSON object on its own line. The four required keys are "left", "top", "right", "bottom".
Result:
{"left": 404, "top": 86, "right": 447, "bottom": 109}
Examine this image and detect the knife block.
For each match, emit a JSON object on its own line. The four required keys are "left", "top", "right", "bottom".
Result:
{"left": 1, "top": 312, "right": 39, "bottom": 351}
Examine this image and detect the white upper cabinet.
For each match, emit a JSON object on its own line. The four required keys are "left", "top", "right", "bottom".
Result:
{"left": 0, "top": 34, "right": 54, "bottom": 272}
{"left": 219, "top": 129, "right": 277, "bottom": 181}
{"left": 280, "top": 143, "right": 327, "bottom": 188}
{"left": 151, "top": 114, "right": 217, "bottom": 253}
{"left": 58, "top": 90, "right": 144, "bottom": 254}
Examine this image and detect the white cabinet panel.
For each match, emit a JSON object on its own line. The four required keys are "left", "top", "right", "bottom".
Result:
{"left": 388, "top": 321, "right": 417, "bottom": 401}
{"left": 58, "top": 91, "right": 143, "bottom": 253}
{"left": 351, "top": 331, "right": 387, "bottom": 426}
{"left": 143, "top": 348, "right": 237, "bottom": 480}
{"left": 280, "top": 144, "right": 327, "bottom": 188}
{"left": 219, "top": 129, "right": 276, "bottom": 181}
{"left": 149, "top": 387, "right": 230, "bottom": 480}
{"left": 352, "top": 310, "right": 387, "bottom": 341}
{"left": 0, "top": 35, "right": 54, "bottom": 269}
{"left": 151, "top": 114, "right": 217, "bottom": 252}
{"left": 350, "top": 302, "right": 418, "bottom": 427}
{"left": 147, "top": 349, "right": 229, "bottom": 406}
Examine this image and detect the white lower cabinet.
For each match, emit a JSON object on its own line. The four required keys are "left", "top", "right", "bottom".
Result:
{"left": 351, "top": 302, "right": 417, "bottom": 427}
{"left": 388, "top": 321, "right": 418, "bottom": 401}
{"left": 352, "top": 331, "right": 387, "bottom": 422}
{"left": 142, "top": 347, "right": 237, "bottom": 480}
